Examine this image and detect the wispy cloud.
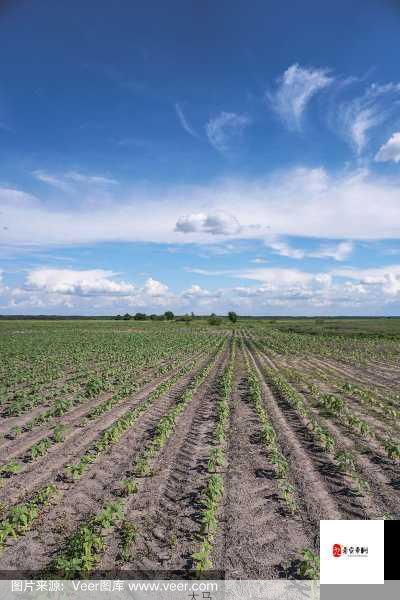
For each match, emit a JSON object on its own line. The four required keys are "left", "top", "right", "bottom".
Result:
{"left": 337, "top": 83, "right": 400, "bottom": 154}
{"left": 32, "top": 170, "right": 71, "bottom": 192}
{"left": 265, "top": 239, "right": 353, "bottom": 261}
{"left": 184, "top": 267, "right": 234, "bottom": 277}
{"left": 266, "top": 240, "right": 306, "bottom": 259}
{"left": 174, "top": 103, "right": 198, "bottom": 138}
{"left": 375, "top": 131, "right": 400, "bottom": 163}
{"left": 205, "top": 112, "right": 251, "bottom": 154}
{"left": 310, "top": 241, "right": 353, "bottom": 261}
{"left": 65, "top": 172, "right": 118, "bottom": 185}
{"left": 32, "top": 170, "right": 118, "bottom": 189}
{"left": 268, "top": 63, "right": 333, "bottom": 131}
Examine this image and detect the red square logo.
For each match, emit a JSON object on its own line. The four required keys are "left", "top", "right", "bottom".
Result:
{"left": 333, "top": 543, "right": 342, "bottom": 558}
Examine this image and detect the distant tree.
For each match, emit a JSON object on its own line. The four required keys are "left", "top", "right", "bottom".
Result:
{"left": 149, "top": 314, "right": 157, "bottom": 320}
{"left": 123, "top": 313, "right": 131, "bottom": 321}
{"left": 191, "top": 312, "right": 195, "bottom": 319}
{"left": 176, "top": 313, "right": 192, "bottom": 322}
{"left": 164, "top": 311, "right": 174, "bottom": 321}
{"left": 228, "top": 311, "right": 238, "bottom": 323}
{"left": 134, "top": 312, "right": 146, "bottom": 320}
{"left": 208, "top": 313, "right": 222, "bottom": 326}
{"left": 115, "top": 314, "right": 122, "bottom": 320}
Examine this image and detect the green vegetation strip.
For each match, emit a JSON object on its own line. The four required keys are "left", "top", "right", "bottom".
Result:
{"left": 242, "top": 343, "right": 298, "bottom": 513}
{"left": 0, "top": 425, "right": 69, "bottom": 478}
{"left": 0, "top": 485, "right": 58, "bottom": 550}
{"left": 191, "top": 336, "right": 236, "bottom": 572}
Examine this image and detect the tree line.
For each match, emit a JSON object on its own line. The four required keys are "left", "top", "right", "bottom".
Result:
{"left": 115, "top": 311, "right": 238, "bottom": 324}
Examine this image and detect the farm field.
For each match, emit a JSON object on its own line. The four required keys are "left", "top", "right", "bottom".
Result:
{"left": 0, "top": 318, "right": 399, "bottom": 579}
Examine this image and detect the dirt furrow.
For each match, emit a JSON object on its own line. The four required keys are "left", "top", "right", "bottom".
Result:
{"left": 246, "top": 345, "right": 343, "bottom": 522}
{"left": 310, "top": 357, "right": 398, "bottom": 392}
{"left": 219, "top": 353, "right": 311, "bottom": 579}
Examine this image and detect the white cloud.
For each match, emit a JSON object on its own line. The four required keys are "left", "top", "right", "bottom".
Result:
{"left": 375, "top": 132, "right": 400, "bottom": 163}
{"left": 0, "top": 269, "right": 173, "bottom": 313}
{"left": 175, "top": 211, "right": 241, "bottom": 235}
{"left": 268, "top": 63, "right": 333, "bottom": 131}
{"left": 333, "top": 265, "right": 400, "bottom": 297}
{"left": 1, "top": 264, "right": 400, "bottom": 315}
{"left": 182, "top": 263, "right": 400, "bottom": 304}
{"left": 251, "top": 257, "right": 268, "bottom": 264}
{"left": 143, "top": 277, "right": 169, "bottom": 297}
{"left": 337, "top": 83, "right": 400, "bottom": 154}
{"left": 205, "top": 112, "right": 251, "bottom": 153}
{"left": 240, "top": 267, "right": 315, "bottom": 286}
{"left": 174, "top": 103, "right": 198, "bottom": 138}
{"left": 26, "top": 269, "right": 135, "bottom": 296}
{"left": 182, "top": 284, "right": 211, "bottom": 298}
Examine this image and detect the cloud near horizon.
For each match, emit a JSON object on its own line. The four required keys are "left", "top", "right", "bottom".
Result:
{"left": 1, "top": 264, "right": 399, "bottom": 314}
{"left": 2, "top": 166, "right": 400, "bottom": 247}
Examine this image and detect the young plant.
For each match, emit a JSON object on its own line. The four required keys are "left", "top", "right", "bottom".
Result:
{"left": 298, "top": 548, "right": 320, "bottom": 580}
{"left": 53, "top": 424, "right": 67, "bottom": 443}
{"left": 120, "top": 479, "right": 138, "bottom": 496}
{"left": 0, "top": 459, "right": 22, "bottom": 477}
{"left": 207, "top": 447, "right": 225, "bottom": 473}
{"left": 119, "top": 520, "right": 138, "bottom": 562}
{"left": 384, "top": 439, "right": 400, "bottom": 460}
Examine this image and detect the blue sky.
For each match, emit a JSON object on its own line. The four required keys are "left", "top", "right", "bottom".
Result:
{"left": 1, "top": 0, "right": 400, "bottom": 315}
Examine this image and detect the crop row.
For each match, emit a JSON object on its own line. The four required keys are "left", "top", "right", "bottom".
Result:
{"left": 191, "top": 335, "right": 237, "bottom": 572}
{"left": 241, "top": 341, "right": 298, "bottom": 513}
{"left": 50, "top": 338, "right": 228, "bottom": 576}
{"left": 2, "top": 331, "right": 212, "bottom": 418}
{"left": 248, "top": 342, "right": 372, "bottom": 495}
{"left": 64, "top": 344, "right": 222, "bottom": 483}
